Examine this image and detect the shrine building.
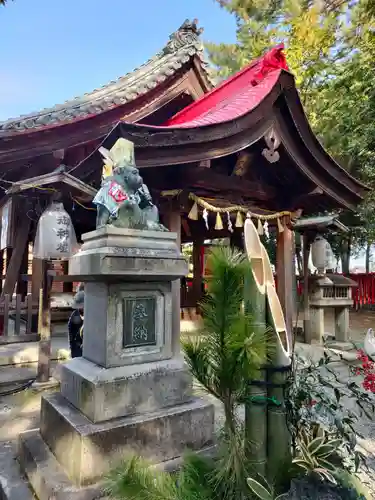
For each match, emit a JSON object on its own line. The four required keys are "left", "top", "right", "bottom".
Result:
{"left": 0, "top": 19, "right": 367, "bottom": 339}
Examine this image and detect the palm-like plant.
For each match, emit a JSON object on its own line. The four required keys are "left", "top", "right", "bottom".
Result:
{"left": 105, "top": 453, "right": 216, "bottom": 500}
{"left": 105, "top": 456, "right": 177, "bottom": 500}
{"left": 183, "top": 246, "right": 271, "bottom": 434}
{"left": 183, "top": 246, "right": 274, "bottom": 497}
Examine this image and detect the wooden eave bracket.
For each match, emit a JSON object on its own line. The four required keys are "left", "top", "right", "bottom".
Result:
{"left": 6, "top": 171, "right": 97, "bottom": 199}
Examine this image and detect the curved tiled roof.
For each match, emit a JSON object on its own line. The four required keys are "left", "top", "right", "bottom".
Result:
{"left": 0, "top": 19, "right": 213, "bottom": 134}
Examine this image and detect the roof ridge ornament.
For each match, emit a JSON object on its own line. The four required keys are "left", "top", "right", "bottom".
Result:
{"left": 163, "top": 19, "right": 204, "bottom": 54}
{"left": 251, "top": 44, "right": 289, "bottom": 86}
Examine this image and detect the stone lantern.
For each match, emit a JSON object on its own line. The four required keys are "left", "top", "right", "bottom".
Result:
{"left": 309, "top": 273, "right": 357, "bottom": 342}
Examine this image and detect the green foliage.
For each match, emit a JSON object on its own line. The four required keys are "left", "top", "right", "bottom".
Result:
{"left": 105, "top": 456, "right": 177, "bottom": 500}
{"left": 104, "top": 453, "right": 217, "bottom": 500}
{"left": 292, "top": 424, "right": 342, "bottom": 483}
{"left": 177, "top": 453, "right": 217, "bottom": 500}
{"left": 209, "top": 0, "right": 350, "bottom": 102}
{"left": 313, "top": 19, "right": 375, "bottom": 242}
{"left": 247, "top": 477, "right": 284, "bottom": 499}
{"left": 106, "top": 247, "right": 270, "bottom": 500}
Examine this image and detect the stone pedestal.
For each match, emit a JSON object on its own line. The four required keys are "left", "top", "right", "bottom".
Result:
{"left": 19, "top": 227, "right": 214, "bottom": 499}
{"left": 310, "top": 307, "right": 325, "bottom": 342}
{"left": 334, "top": 307, "right": 349, "bottom": 342}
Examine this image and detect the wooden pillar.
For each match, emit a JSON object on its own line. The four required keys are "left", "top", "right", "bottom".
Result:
{"left": 17, "top": 243, "right": 29, "bottom": 298}
{"left": 276, "top": 222, "right": 294, "bottom": 346}
{"left": 165, "top": 208, "right": 182, "bottom": 357}
{"left": 31, "top": 257, "right": 44, "bottom": 333}
{"left": 1, "top": 212, "right": 31, "bottom": 298}
{"left": 36, "top": 260, "right": 53, "bottom": 382}
{"left": 31, "top": 258, "right": 44, "bottom": 302}
{"left": 4, "top": 248, "right": 12, "bottom": 277}
{"left": 192, "top": 239, "right": 203, "bottom": 311}
{"left": 62, "top": 260, "right": 73, "bottom": 293}
{"left": 303, "top": 233, "right": 311, "bottom": 344}
{"left": 0, "top": 250, "right": 3, "bottom": 295}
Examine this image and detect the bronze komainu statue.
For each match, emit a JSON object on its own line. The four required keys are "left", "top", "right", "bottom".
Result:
{"left": 93, "top": 138, "right": 167, "bottom": 231}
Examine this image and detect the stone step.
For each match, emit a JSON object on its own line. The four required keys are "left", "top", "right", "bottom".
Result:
{"left": 0, "top": 337, "right": 70, "bottom": 367}
{"left": 0, "top": 366, "right": 37, "bottom": 389}
{"left": 0, "top": 441, "right": 35, "bottom": 500}
{"left": 0, "top": 362, "right": 63, "bottom": 391}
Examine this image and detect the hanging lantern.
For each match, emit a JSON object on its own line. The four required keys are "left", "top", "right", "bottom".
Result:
{"left": 311, "top": 235, "right": 332, "bottom": 274}
{"left": 33, "top": 202, "right": 78, "bottom": 260}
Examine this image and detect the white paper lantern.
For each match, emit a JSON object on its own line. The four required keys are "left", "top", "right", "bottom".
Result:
{"left": 33, "top": 202, "right": 78, "bottom": 260}
{"left": 311, "top": 235, "right": 333, "bottom": 273}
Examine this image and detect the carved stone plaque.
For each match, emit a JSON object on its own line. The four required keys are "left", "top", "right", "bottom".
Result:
{"left": 123, "top": 297, "right": 156, "bottom": 348}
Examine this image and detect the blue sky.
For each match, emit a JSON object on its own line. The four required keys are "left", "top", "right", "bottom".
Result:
{"left": 0, "top": 0, "right": 236, "bottom": 121}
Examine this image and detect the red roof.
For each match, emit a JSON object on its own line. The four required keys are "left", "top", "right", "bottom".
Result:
{"left": 164, "top": 45, "right": 289, "bottom": 128}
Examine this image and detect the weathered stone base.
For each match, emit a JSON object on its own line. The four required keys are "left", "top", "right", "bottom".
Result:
{"left": 60, "top": 356, "right": 193, "bottom": 422}
{"left": 18, "top": 430, "right": 217, "bottom": 500}
{"left": 18, "top": 430, "right": 103, "bottom": 500}
{"left": 39, "top": 392, "right": 214, "bottom": 487}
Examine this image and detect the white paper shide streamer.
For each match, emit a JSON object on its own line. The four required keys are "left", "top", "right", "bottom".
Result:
{"left": 203, "top": 208, "right": 209, "bottom": 230}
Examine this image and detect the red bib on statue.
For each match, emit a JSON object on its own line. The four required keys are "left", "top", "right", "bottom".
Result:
{"left": 108, "top": 182, "right": 128, "bottom": 203}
